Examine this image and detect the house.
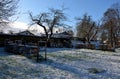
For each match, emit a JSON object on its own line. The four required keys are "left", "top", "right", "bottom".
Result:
{"left": 41, "top": 31, "right": 73, "bottom": 38}
{"left": 0, "top": 30, "right": 73, "bottom": 48}
{"left": 52, "top": 31, "right": 73, "bottom": 38}
{"left": 41, "top": 31, "right": 73, "bottom": 47}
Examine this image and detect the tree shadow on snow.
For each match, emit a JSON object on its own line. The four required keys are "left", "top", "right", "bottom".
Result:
{"left": 40, "top": 58, "right": 94, "bottom": 78}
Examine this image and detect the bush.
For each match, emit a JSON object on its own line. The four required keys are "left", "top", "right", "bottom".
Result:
{"left": 88, "top": 68, "right": 105, "bottom": 74}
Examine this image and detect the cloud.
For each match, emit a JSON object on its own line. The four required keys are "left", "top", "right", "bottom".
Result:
{"left": 1, "top": 21, "right": 65, "bottom": 34}
{"left": 9, "top": 21, "right": 29, "bottom": 30}
{"left": 28, "top": 24, "right": 45, "bottom": 33}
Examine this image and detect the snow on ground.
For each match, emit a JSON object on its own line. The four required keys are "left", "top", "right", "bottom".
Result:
{"left": 0, "top": 47, "right": 120, "bottom": 79}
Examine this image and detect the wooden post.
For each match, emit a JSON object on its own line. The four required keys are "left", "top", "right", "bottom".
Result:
{"left": 45, "top": 42, "right": 47, "bottom": 61}
{"left": 36, "top": 47, "right": 39, "bottom": 62}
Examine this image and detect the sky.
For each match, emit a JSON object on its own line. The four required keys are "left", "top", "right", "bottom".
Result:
{"left": 14, "top": 0, "right": 120, "bottom": 30}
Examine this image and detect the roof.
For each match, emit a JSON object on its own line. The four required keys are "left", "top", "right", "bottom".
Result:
{"left": 59, "top": 31, "right": 71, "bottom": 35}
{"left": 16, "top": 30, "right": 35, "bottom": 36}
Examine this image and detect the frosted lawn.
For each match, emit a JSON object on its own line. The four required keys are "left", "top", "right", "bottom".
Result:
{"left": 0, "top": 47, "right": 120, "bottom": 79}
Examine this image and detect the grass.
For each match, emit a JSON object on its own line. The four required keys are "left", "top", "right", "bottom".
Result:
{"left": 0, "top": 55, "right": 44, "bottom": 79}
{"left": 1, "top": 48, "right": 120, "bottom": 79}
{"left": 47, "top": 52, "right": 95, "bottom": 61}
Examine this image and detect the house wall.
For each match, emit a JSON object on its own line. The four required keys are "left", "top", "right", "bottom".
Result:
{"left": 0, "top": 34, "right": 72, "bottom": 48}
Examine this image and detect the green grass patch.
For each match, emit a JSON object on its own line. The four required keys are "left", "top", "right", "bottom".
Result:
{"left": 47, "top": 53, "right": 94, "bottom": 61}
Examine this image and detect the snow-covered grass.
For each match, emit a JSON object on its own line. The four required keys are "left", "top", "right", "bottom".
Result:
{"left": 0, "top": 47, "right": 120, "bottom": 79}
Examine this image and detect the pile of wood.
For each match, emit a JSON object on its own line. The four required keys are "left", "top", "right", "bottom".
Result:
{"left": 99, "top": 44, "right": 115, "bottom": 51}
{"left": 86, "top": 44, "right": 95, "bottom": 49}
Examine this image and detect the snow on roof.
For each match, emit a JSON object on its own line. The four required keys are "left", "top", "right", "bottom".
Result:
{"left": 16, "top": 30, "right": 35, "bottom": 36}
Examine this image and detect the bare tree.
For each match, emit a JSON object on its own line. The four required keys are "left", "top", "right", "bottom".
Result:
{"left": 30, "top": 8, "right": 67, "bottom": 60}
{"left": 76, "top": 13, "right": 98, "bottom": 44}
{"left": 0, "top": 0, "right": 19, "bottom": 26}
{"left": 102, "top": 3, "right": 120, "bottom": 48}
